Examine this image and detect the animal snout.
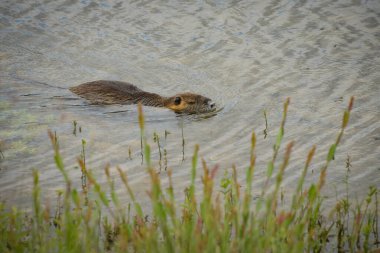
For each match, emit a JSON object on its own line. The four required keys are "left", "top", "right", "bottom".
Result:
{"left": 207, "top": 100, "right": 216, "bottom": 109}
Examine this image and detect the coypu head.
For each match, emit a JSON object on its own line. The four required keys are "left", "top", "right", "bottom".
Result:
{"left": 164, "top": 92, "right": 216, "bottom": 114}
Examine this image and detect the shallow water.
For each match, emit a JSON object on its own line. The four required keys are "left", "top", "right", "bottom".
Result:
{"left": 0, "top": 0, "right": 379, "bottom": 210}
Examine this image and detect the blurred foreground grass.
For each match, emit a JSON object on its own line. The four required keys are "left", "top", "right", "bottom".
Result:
{"left": 0, "top": 97, "right": 379, "bottom": 252}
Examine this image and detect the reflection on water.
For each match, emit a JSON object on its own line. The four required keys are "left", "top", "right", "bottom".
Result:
{"left": 0, "top": 0, "right": 379, "bottom": 209}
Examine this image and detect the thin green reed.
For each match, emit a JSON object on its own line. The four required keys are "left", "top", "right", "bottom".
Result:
{"left": 48, "top": 129, "right": 77, "bottom": 252}
{"left": 190, "top": 144, "right": 199, "bottom": 206}
{"left": 105, "top": 166, "right": 122, "bottom": 222}
{"left": 263, "top": 110, "right": 268, "bottom": 139}
{"left": 318, "top": 97, "right": 354, "bottom": 191}
{"left": 138, "top": 102, "right": 151, "bottom": 167}
{"left": 117, "top": 167, "right": 143, "bottom": 218}
{"left": 79, "top": 139, "right": 88, "bottom": 205}
{"left": 239, "top": 131, "right": 256, "bottom": 239}
{"left": 153, "top": 132, "right": 162, "bottom": 172}
{"left": 181, "top": 118, "right": 185, "bottom": 162}
{"left": 139, "top": 103, "right": 175, "bottom": 252}
{"left": 375, "top": 189, "right": 379, "bottom": 248}
{"left": 257, "top": 98, "right": 290, "bottom": 213}
{"left": 291, "top": 145, "right": 316, "bottom": 210}
{"left": 32, "top": 170, "right": 42, "bottom": 251}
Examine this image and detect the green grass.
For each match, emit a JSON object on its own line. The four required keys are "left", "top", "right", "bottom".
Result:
{"left": 0, "top": 97, "right": 379, "bottom": 252}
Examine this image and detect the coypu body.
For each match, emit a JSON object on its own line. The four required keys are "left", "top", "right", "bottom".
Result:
{"left": 69, "top": 80, "right": 216, "bottom": 114}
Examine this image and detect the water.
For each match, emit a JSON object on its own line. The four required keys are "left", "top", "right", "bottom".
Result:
{"left": 1, "top": 0, "right": 379, "bottom": 210}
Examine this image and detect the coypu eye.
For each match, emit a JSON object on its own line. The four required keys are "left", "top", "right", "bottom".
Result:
{"left": 174, "top": 97, "right": 181, "bottom": 105}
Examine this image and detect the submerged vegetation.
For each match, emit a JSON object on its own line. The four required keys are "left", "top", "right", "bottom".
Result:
{"left": 0, "top": 97, "right": 379, "bottom": 252}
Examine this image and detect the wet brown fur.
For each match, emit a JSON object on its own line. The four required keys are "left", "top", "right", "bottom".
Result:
{"left": 70, "top": 80, "right": 215, "bottom": 114}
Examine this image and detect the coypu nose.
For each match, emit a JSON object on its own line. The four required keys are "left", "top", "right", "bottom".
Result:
{"left": 208, "top": 100, "right": 216, "bottom": 109}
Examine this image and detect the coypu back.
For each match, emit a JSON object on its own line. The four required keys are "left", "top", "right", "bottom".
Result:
{"left": 70, "top": 80, "right": 145, "bottom": 105}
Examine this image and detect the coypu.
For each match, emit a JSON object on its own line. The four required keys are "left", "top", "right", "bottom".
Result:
{"left": 70, "top": 80, "right": 216, "bottom": 114}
